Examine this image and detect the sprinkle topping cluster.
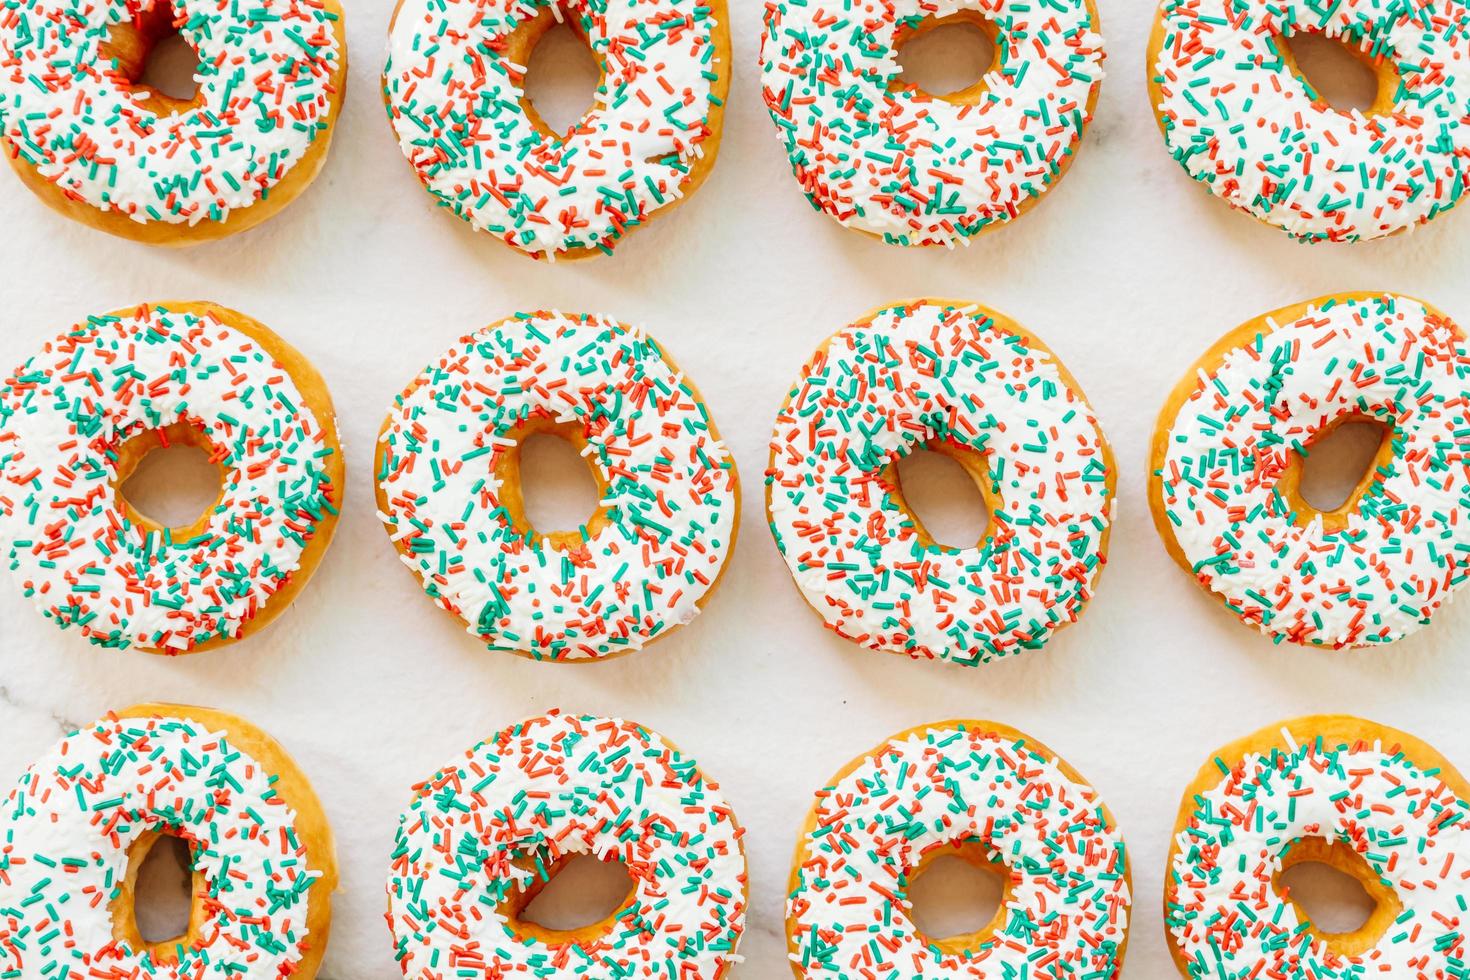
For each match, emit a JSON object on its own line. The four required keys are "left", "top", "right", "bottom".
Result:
{"left": 766, "top": 301, "right": 1113, "bottom": 665}
{"left": 1152, "top": 0, "right": 1470, "bottom": 242}
{"left": 384, "top": 0, "right": 725, "bottom": 258}
{"left": 376, "top": 311, "right": 737, "bottom": 661}
{"left": 0, "top": 712, "right": 320, "bottom": 979}
{"left": 759, "top": 0, "right": 1104, "bottom": 247}
{"left": 0, "top": 0, "right": 342, "bottom": 225}
{"left": 788, "top": 722, "right": 1131, "bottom": 978}
{"left": 0, "top": 304, "right": 339, "bottom": 651}
{"left": 1168, "top": 726, "right": 1470, "bottom": 979}
{"left": 1155, "top": 295, "right": 1470, "bottom": 647}
{"left": 387, "top": 710, "right": 747, "bottom": 978}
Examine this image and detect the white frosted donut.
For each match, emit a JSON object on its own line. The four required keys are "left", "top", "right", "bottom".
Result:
{"left": 766, "top": 299, "right": 1115, "bottom": 665}
{"left": 0, "top": 705, "right": 336, "bottom": 980}
{"left": 1149, "top": 292, "right": 1470, "bottom": 648}
{"left": 1149, "top": 0, "right": 1470, "bottom": 242}
{"left": 0, "top": 302, "right": 344, "bottom": 653}
{"left": 787, "top": 720, "right": 1132, "bottom": 978}
{"left": 383, "top": 0, "right": 731, "bottom": 259}
{"left": 1166, "top": 716, "right": 1470, "bottom": 980}
{"left": 375, "top": 311, "right": 739, "bottom": 661}
{"left": 386, "top": 710, "right": 747, "bottom": 978}
{"left": 0, "top": 0, "right": 345, "bottom": 242}
{"left": 759, "top": 0, "right": 1106, "bottom": 246}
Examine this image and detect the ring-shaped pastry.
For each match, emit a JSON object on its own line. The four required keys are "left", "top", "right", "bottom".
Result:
{"left": 0, "top": 703, "right": 336, "bottom": 978}
{"left": 787, "top": 719, "right": 1131, "bottom": 978}
{"left": 1165, "top": 715, "right": 1470, "bottom": 978}
{"left": 1148, "top": 0, "right": 1470, "bottom": 242}
{"left": 1149, "top": 292, "right": 1470, "bottom": 647}
{"left": 0, "top": 0, "right": 346, "bottom": 243}
{"left": 0, "top": 301, "right": 344, "bottom": 652}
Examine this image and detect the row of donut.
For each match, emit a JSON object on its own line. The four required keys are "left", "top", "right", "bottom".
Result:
{"left": 0, "top": 0, "right": 1449, "bottom": 252}
{"left": 0, "top": 705, "right": 1455, "bottom": 978}
{"left": 1, "top": 293, "right": 1462, "bottom": 658}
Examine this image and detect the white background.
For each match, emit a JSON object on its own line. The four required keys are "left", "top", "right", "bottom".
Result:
{"left": 3, "top": 0, "right": 1469, "bottom": 975}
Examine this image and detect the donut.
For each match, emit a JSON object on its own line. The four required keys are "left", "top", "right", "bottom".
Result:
{"left": 765, "top": 299, "right": 1115, "bottom": 665}
{"left": 382, "top": 0, "right": 731, "bottom": 260}
{"left": 1148, "top": 292, "right": 1470, "bottom": 648}
{"left": 375, "top": 311, "right": 738, "bottom": 661}
{"left": 758, "top": 0, "right": 1105, "bottom": 247}
{"left": 787, "top": 719, "right": 1132, "bottom": 978}
{"left": 0, "top": 301, "right": 344, "bottom": 653}
{"left": 0, "top": 703, "right": 337, "bottom": 979}
{"left": 1165, "top": 714, "right": 1470, "bottom": 978}
{"left": 386, "top": 710, "right": 747, "bottom": 978}
{"left": 0, "top": 0, "right": 346, "bottom": 244}
{"left": 1147, "top": 0, "right": 1470, "bottom": 242}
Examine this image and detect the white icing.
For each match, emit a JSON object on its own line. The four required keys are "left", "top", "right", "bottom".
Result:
{"left": 0, "top": 305, "right": 338, "bottom": 651}
{"left": 0, "top": 0, "right": 342, "bottom": 226}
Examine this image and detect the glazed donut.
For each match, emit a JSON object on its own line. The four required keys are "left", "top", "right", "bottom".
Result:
{"left": 1165, "top": 715, "right": 1470, "bottom": 978}
{"left": 787, "top": 719, "right": 1131, "bottom": 978}
{"left": 766, "top": 299, "right": 1115, "bottom": 665}
{"left": 375, "top": 311, "right": 738, "bottom": 661}
{"left": 0, "top": 301, "right": 344, "bottom": 653}
{"left": 1149, "top": 292, "right": 1470, "bottom": 648}
{"left": 383, "top": 0, "right": 731, "bottom": 260}
{"left": 758, "top": 0, "right": 1105, "bottom": 246}
{"left": 386, "top": 710, "right": 747, "bottom": 978}
{"left": 0, "top": 703, "right": 336, "bottom": 979}
{"left": 1148, "top": 0, "right": 1470, "bottom": 242}
{"left": 0, "top": 0, "right": 346, "bottom": 244}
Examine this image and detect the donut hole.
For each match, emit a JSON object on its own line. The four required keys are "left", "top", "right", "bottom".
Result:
{"left": 891, "top": 442, "right": 992, "bottom": 549}
{"left": 505, "top": 853, "right": 637, "bottom": 942}
{"left": 1278, "top": 861, "right": 1375, "bottom": 933}
{"left": 516, "top": 12, "right": 601, "bottom": 137}
{"left": 494, "top": 418, "right": 608, "bottom": 548}
{"left": 517, "top": 431, "right": 601, "bottom": 535}
{"left": 1281, "top": 416, "right": 1391, "bottom": 528}
{"left": 101, "top": 2, "right": 203, "bottom": 111}
{"left": 140, "top": 31, "right": 203, "bottom": 101}
{"left": 892, "top": 13, "right": 999, "bottom": 102}
{"left": 903, "top": 839, "right": 1008, "bottom": 951}
{"left": 1279, "top": 30, "right": 1388, "bottom": 115}
{"left": 127, "top": 832, "right": 197, "bottom": 950}
{"left": 1274, "top": 838, "right": 1401, "bottom": 956}
{"left": 116, "top": 423, "right": 225, "bottom": 535}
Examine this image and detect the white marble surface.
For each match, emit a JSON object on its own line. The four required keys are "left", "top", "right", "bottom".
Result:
{"left": 3, "top": 0, "right": 1470, "bottom": 976}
